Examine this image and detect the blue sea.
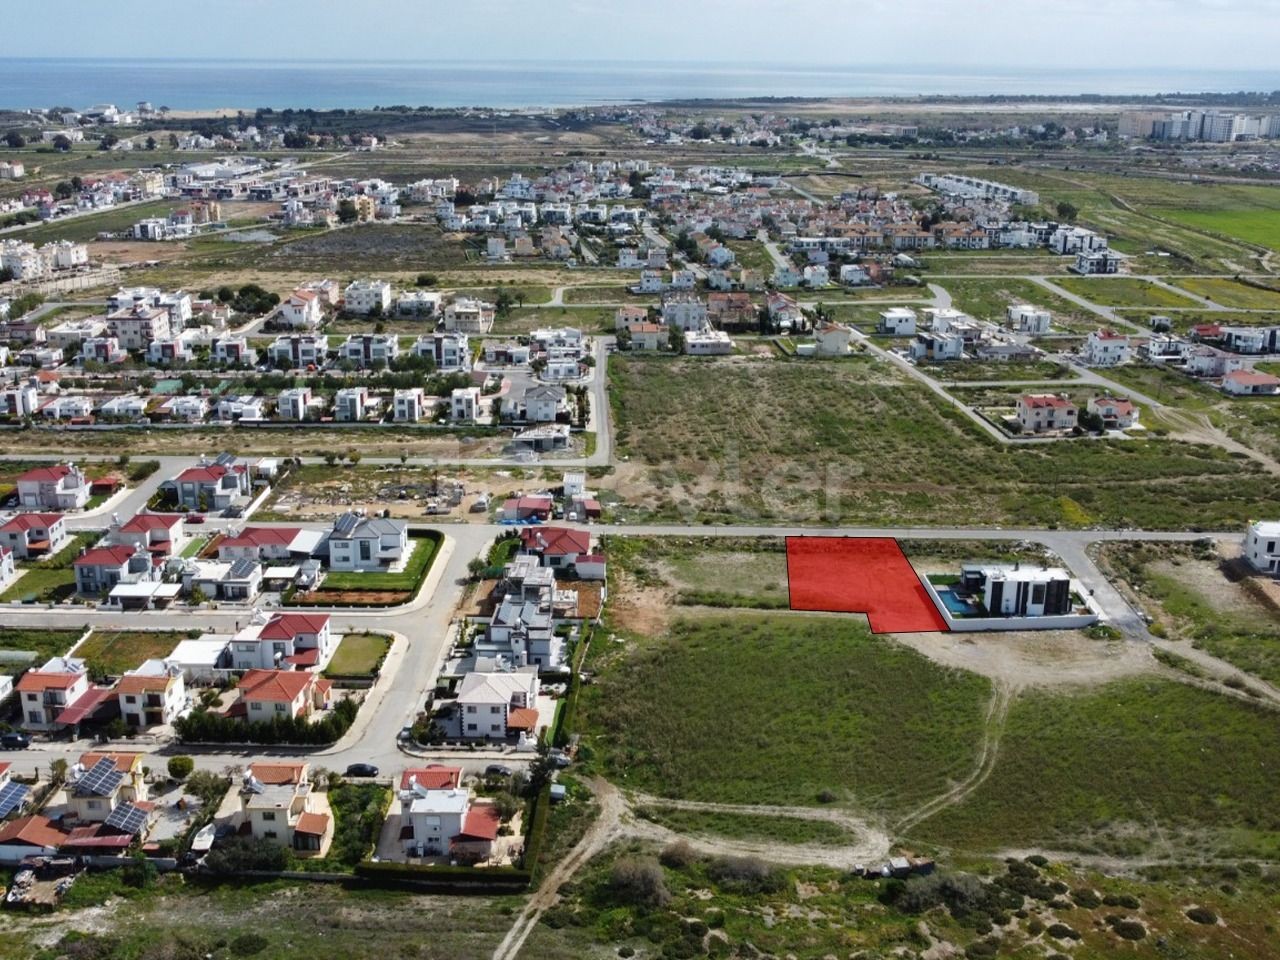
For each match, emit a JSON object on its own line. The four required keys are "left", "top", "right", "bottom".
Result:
{"left": 2, "top": 58, "right": 1279, "bottom": 111}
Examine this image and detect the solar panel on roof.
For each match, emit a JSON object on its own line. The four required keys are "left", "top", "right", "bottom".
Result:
{"left": 214, "top": 452, "right": 236, "bottom": 466}
{"left": 0, "top": 780, "right": 30, "bottom": 817}
{"left": 229, "top": 557, "right": 258, "bottom": 579}
{"left": 75, "top": 757, "right": 124, "bottom": 798}
{"left": 333, "top": 513, "right": 359, "bottom": 537}
{"left": 104, "top": 801, "right": 148, "bottom": 835}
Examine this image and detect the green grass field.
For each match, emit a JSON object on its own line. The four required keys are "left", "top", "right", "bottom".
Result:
{"left": 1156, "top": 206, "right": 1280, "bottom": 251}
{"left": 324, "top": 632, "right": 392, "bottom": 676}
{"left": 583, "top": 613, "right": 993, "bottom": 812}
{"left": 1172, "top": 276, "right": 1280, "bottom": 309}
{"left": 935, "top": 277, "right": 1099, "bottom": 330}
{"left": 912, "top": 678, "right": 1280, "bottom": 858}
{"left": 1053, "top": 277, "right": 1198, "bottom": 309}
{"left": 6, "top": 199, "right": 182, "bottom": 244}
{"left": 0, "top": 628, "right": 85, "bottom": 669}
{"left": 72, "top": 630, "right": 190, "bottom": 677}
{"left": 608, "top": 355, "right": 1280, "bottom": 529}
{"left": 921, "top": 359, "right": 1074, "bottom": 383}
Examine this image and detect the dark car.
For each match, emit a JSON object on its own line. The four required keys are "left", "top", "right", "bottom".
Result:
{"left": 185, "top": 514, "right": 206, "bottom": 525}
{"left": 344, "top": 763, "right": 379, "bottom": 778}
{"left": 1, "top": 732, "right": 31, "bottom": 749}
{"left": 484, "top": 764, "right": 513, "bottom": 779}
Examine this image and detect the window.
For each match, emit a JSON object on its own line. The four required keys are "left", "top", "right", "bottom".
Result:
{"left": 275, "top": 703, "right": 286, "bottom": 713}
{"left": 125, "top": 695, "right": 136, "bottom": 704}
{"left": 1031, "top": 583, "right": 1046, "bottom": 604}
{"left": 490, "top": 724, "right": 501, "bottom": 733}
{"left": 87, "top": 800, "right": 102, "bottom": 810}
{"left": 489, "top": 706, "right": 501, "bottom": 714}
{"left": 261, "top": 811, "right": 276, "bottom": 821}
{"left": 251, "top": 702, "right": 263, "bottom": 711}
{"left": 359, "top": 541, "right": 372, "bottom": 561}
{"left": 467, "top": 723, "right": 477, "bottom": 732}
{"left": 27, "top": 710, "right": 40, "bottom": 723}
{"left": 466, "top": 705, "right": 476, "bottom": 714}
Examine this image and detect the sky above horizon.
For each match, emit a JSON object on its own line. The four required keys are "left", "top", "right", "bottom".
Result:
{"left": 7, "top": 0, "right": 1280, "bottom": 71}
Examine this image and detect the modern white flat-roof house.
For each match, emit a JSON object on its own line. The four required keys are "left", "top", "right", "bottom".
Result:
{"left": 1244, "top": 520, "right": 1280, "bottom": 574}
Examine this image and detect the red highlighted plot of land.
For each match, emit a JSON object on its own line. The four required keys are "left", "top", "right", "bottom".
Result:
{"left": 785, "top": 536, "right": 949, "bottom": 634}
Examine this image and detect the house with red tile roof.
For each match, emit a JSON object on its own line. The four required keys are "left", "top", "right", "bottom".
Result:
{"left": 1222, "top": 369, "right": 1280, "bottom": 396}
{"left": 399, "top": 765, "right": 463, "bottom": 792}
{"left": 68, "top": 751, "right": 149, "bottom": 823}
{"left": 0, "top": 816, "right": 67, "bottom": 863}
{"left": 109, "top": 512, "right": 185, "bottom": 558}
{"left": 229, "top": 613, "right": 334, "bottom": 671}
{"left": 519, "top": 526, "right": 591, "bottom": 571}
{"left": 237, "top": 760, "right": 332, "bottom": 857}
{"left": 116, "top": 660, "right": 185, "bottom": 728}
{"left": 158, "top": 454, "right": 252, "bottom": 511}
{"left": 236, "top": 669, "right": 332, "bottom": 721}
{"left": 73, "top": 543, "right": 157, "bottom": 598}
{"left": 16, "top": 657, "right": 91, "bottom": 731}
{"left": 1016, "top": 394, "right": 1078, "bottom": 434}
{"left": 16, "top": 462, "right": 90, "bottom": 510}
{"left": 217, "top": 526, "right": 321, "bottom": 563}
{"left": 1087, "top": 396, "right": 1139, "bottom": 430}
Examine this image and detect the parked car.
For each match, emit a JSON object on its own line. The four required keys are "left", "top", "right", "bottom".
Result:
{"left": 185, "top": 514, "right": 206, "bottom": 525}
{"left": 344, "top": 763, "right": 379, "bottom": 778}
{"left": 548, "top": 749, "right": 571, "bottom": 769}
{"left": 397, "top": 726, "right": 413, "bottom": 742}
{"left": 1, "top": 732, "right": 31, "bottom": 749}
{"left": 484, "top": 764, "right": 513, "bottom": 779}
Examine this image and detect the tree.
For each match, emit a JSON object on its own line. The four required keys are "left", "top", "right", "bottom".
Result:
{"left": 1056, "top": 201, "right": 1079, "bottom": 222}
{"left": 51, "top": 134, "right": 72, "bottom": 152}
{"left": 98, "top": 133, "right": 119, "bottom": 151}
{"left": 167, "top": 755, "right": 195, "bottom": 780}
{"left": 415, "top": 273, "right": 437, "bottom": 287}
{"left": 3, "top": 131, "right": 24, "bottom": 148}
{"left": 145, "top": 135, "right": 157, "bottom": 151}
{"left": 53, "top": 181, "right": 74, "bottom": 200}
{"left": 610, "top": 856, "right": 672, "bottom": 910}
{"left": 667, "top": 324, "right": 685, "bottom": 353}
{"left": 337, "top": 199, "right": 359, "bottom": 223}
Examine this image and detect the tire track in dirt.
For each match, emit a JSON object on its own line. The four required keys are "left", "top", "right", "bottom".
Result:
{"left": 895, "top": 681, "right": 1012, "bottom": 835}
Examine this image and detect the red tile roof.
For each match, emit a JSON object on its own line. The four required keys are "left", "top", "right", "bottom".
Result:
{"left": 455, "top": 804, "right": 501, "bottom": 842}
{"left": 174, "top": 464, "right": 241, "bottom": 484}
{"left": 74, "top": 544, "right": 135, "bottom": 567}
{"left": 116, "top": 673, "right": 172, "bottom": 695}
{"left": 237, "top": 669, "right": 314, "bottom": 704}
{"left": 0, "top": 815, "right": 66, "bottom": 849}
{"left": 120, "top": 513, "right": 181, "bottom": 534}
{"left": 400, "top": 765, "right": 463, "bottom": 791}
{"left": 220, "top": 527, "right": 301, "bottom": 549}
{"left": 16, "top": 464, "right": 75, "bottom": 484}
{"left": 79, "top": 752, "right": 143, "bottom": 773}
{"left": 259, "top": 613, "right": 330, "bottom": 640}
{"left": 0, "top": 513, "right": 62, "bottom": 532}
{"left": 294, "top": 811, "right": 330, "bottom": 836}
{"left": 16, "top": 669, "right": 84, "bottom": 692}
{"left": 507, "top": 707, "right": 539, "bottom": 731}
{"left": 56, "top": 686, "right": 115, "bottom": 725}
{"left": 1020, "top": 394, "right": 1075, "bottom": 410}
{"left": 248, "top": 762, "right": 308, "bottom": 785}
{"left": 520, "top": 526, "right": 590, "bottom": 557}
{"left": 1225, "top": 369, "right": 1280, "bottom": 386}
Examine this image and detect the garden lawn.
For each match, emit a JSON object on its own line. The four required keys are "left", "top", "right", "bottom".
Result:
{"left": 73, "top": 630, "right": 191, "bottom": 676}
{"left": 912, "top": 678, "right": 1280, "bottom": 858}
{"left": 607, "top": 355, "right": 1280, "bottom": 529}
{"left": 0, "top": 533, "right": 98, "bottom": 603}
{"left": 583, "top": 613, "right": 992, "bottom": 812}
{"left": 1053, "top": 277, "right": 1198, "bottom": 308}
{"left": 324, "top": 632, "right": 391, "bottom": 677}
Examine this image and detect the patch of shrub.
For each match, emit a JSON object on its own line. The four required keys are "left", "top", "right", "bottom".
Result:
{"left": 1072, "top": 888, "right": 1102, "bottom": 909}
{"left": 618, "top": 948, "right": 635, "bottom": 959}
{"left": 1027, "top": 918, "right": 1045, "bottom": 936}
{"left": 1048, "top": 898, "right": 1073, "bottom": 911}
{"left": 706, "top": 855, "right": 784, "bottom": 894}
{"left": 660, "top": 839, "right": 698, "bottom": 869}
{"left": 229, "top": 933, "right": 270, "bottom": 956}
{"left": 1113, "top": 920, "right": 1146, "bottom": 941}
{"left": 1047, "top": 923, "right": 1080, "bottom": 941}
{"left": 966, "top": 939, "right": 1000, "bottom": 959}
{"left": 1025, "top": 855, "right": 1049, "bottom": 867}
{"left": 1103, "top": 893, "right": 1141, "bottom": 909}
{"left": 167, "top": 755, "right": 195, "bottom": 780}
{"left": 611, "top": 856, "right": 672, "bottom": 911}
{"left": 817, "top": 789, "right": 837, "bottom": 803}
{"left": 1186, "top": 906, "right": 1218, "bottom": 925}
{"left": 1049, "top": 880, "right": 1069, "bottom": 894}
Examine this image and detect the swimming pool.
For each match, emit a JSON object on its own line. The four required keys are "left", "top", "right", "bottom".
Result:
{"left": 937, "top": 588, "right": 981, "bottom": 617}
